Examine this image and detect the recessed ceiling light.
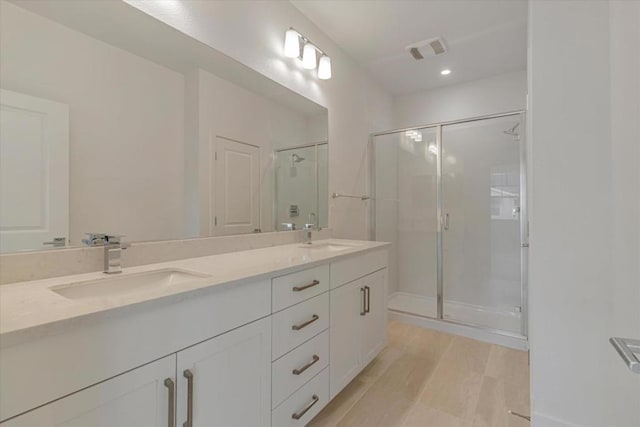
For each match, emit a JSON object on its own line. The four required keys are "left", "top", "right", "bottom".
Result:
{"left": 440, "top": 69, "right": 451, "bottom": 75}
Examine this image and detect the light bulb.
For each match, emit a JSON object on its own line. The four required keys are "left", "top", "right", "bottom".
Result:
{"left": 440, "top": 69, "right": 451, "bottom": 75}
{"left": 284, "top": 29, "right": 300, "bottom": 58}
{"left": 318, "top": 55, "right": 332, "bottom": 79}
{"left": 302, "top": 43, "right": 317, "bottom": 69}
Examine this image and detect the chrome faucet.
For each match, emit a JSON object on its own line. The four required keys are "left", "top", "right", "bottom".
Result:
{"left": 82, "top": 233, "right": 128, "bottom": 274}
{"left": 303, "top": 213, "right": 317, "bottom": 245}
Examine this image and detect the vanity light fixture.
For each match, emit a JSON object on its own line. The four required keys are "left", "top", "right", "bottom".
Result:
{"left": 283, "top": 27, "right": 332, "bottom": 79}
{"left": 284, "top": 29, "right": 301, "bottom": 58}
{"left": 318, "top": 55, "right": 332, "bottom": 80}
{"left": 440, "top": 69, "right": 452, "bottom": 75}
{"left": 302, "top": 43, "right": 317, "bottom": 69}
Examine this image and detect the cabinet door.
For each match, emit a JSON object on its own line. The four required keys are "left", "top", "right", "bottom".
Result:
{"left": 329, "top": 279, "right": 365, "bottom": 398}
{"left": 176, "top": 317, "right": 271, "bottom": 427}
{"left": 2, "top": 355, "right": 176, "bottom": 427}
{"left": 362, "top": 269, "right": 388, "bottom": 366}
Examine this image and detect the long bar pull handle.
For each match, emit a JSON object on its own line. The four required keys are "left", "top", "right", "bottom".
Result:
{"left": 292, "top": 280, "right": 320, "bottom": 292}
{"left": 183, "top": 369, "right": 194, "bottom": 427}
{"left": 364, "top": 286, "right": 371, "bottom": 314}
{"left": 291, "top": 394, "right": 319, "bottom": 420}
{"left": 360, "top": 287, "right": 366, "bottom": 316}
{"left": 164, "top": 378, "right": 175, "bottom": 427}
{"left": 609, "top": 337, "right": 640, "bottom": 374}
{"left": 292, "top": 355, "right": 320, "bottom": 375}
{"left": 292, "top": 314, "right": 319, "bottom": 331}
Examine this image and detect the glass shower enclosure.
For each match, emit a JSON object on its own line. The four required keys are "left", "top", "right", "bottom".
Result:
{"left": 370, "top": 112, "right": 527, "bottom": 338}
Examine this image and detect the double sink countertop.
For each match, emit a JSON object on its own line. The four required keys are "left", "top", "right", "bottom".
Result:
{"left": 0, "top": 239, "right": 390, "bottom": 347}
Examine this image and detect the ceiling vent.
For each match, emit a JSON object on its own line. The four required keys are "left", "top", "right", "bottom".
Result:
{"left": 405, "top": 37, "right": 448, "bottom": 60}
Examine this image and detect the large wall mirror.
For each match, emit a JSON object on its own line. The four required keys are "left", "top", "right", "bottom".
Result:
{"left": 0, "top": 0, "right": 328, "bottom": 253}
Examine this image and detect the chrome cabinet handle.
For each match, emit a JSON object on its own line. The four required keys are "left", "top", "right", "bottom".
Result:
{"left": 164, "top": 378, "right": 175, "bottom": 427}
{"left": 183, "top": 369, "right": 194, "bottom": 427}
{"left": 610, "top": 337, "right": 640, "bottom": 374}
{"left": 364, "top": 285, "right": 371, "bottom": 314}
{"left": 292, "top": 355, "right": 320, "bottom": 375}
{"left": 360, "top": 288, "right": 366, "bottom": 316}
{"left": 292, "top": 279, "right": 320, "bottom": 292}
{"left": 292, "top": 314, "right": 319, "bottom": 331}
{"left": 291, "top": 394, "right": 319, "bottom": 420}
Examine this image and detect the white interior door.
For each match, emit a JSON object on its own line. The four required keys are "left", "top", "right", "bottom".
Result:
{"left": 212, "top": 136, "right": 260, "bottom": 236}
{"left": 0, "top": 89, "right": 69, "bottom": 252}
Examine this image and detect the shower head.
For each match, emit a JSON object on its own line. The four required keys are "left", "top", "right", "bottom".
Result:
{"left": 503, "top": 122, "right": 520, "bottom": 137}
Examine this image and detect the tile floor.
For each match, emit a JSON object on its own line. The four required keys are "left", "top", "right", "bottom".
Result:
{"left": 309, "top": 321, "right": 530, "bottom": 427}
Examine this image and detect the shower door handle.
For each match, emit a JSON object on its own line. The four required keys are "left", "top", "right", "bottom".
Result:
{"left": 442, "top": 213, "right": 450, "bottom": 230}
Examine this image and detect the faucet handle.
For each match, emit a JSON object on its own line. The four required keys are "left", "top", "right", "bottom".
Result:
{"left": 82, "top": 233, "right": 126, "bottom": 246}
{"left": 82, "top": 233, "right": 107, "bottom": 246}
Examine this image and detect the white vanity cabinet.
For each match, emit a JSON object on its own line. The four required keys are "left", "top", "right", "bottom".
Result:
{"left": 0, "top": 242, "right": 389, "bottom": 427}
{"left": 2, "top": 355, "right": 176, "bottom": 427}
{"left": 176, "top": 317, "right": 271, "bottom": 427}
{"left": 329, "top": 252, "right": 388, "bottom": 398}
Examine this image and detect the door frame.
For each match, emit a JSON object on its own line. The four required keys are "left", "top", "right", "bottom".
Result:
{"left": 368, "top": 110, "right": 528, "bottom": 340}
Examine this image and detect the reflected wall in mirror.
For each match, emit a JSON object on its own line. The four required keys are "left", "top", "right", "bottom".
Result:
{"left": 0, "top": 0, "right": 328, "bottom": 253}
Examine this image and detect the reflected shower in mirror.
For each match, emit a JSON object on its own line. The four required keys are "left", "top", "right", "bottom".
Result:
{"left": 0, "top": 0, "right": 328, "bottom": 253}
{"left": 274, "top": 143, "right": 328, "bottom": 231}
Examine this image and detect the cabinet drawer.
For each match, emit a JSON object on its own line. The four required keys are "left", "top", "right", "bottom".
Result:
{"left": 272, "top": 330, "right": 329, "bottom": 408}
{"left": 272, "top": 264, "right": 330, "bottom": 312}
{"left": 271, "top": 368, "right": 329, "bottom": 427}
{"left": 331, "top": 250, "right": 388, "bottom": 289}
{"left": 272, "top": 293, "right": 329, "bottom": 360}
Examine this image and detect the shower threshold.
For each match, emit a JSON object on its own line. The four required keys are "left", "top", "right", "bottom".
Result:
{"left": 388, "top": 292, "right": 528, "bottom": 350}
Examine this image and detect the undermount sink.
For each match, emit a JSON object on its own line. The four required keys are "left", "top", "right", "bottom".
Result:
{"left": 50, "top": 268, "right": 211, "bottom": 300}
{"left": 298, "top": 242, "right": 359, "bottom": 252}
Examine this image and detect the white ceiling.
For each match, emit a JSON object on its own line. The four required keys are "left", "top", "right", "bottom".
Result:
{"left": 290, "top": 0, "right": 527, "bottom": 96}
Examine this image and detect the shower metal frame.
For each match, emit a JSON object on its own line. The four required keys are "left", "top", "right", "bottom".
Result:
{"left": 368, "top": 110, "right": 528, "bottom": 339}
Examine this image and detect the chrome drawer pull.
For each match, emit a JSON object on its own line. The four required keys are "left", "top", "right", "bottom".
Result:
{"left": 364, "top": 285, "right": 371, "bottom": 313}
{"left": 291, "top": 394, "right": 319, "bottom": 420}
{"left": 292, "top": 279, "right": 320, "bottom": 292}
{"left": 164, "top": 378, "right": 175, "bottom": 427}
{"left": 292, "top": 314, "right": 319, "bottom": 331}
{"left": 183, "top": 369, "right": 194, "bottom": 427}
{"left": 292, "top": 355, "right": 320, "bottom": 375}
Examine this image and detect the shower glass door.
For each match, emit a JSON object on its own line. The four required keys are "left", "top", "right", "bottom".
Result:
{"left": 440, "top": 114, "right": 525, "bottom": 335}
{"left": 373, "top": 127, "right": 438, "bottom": 318}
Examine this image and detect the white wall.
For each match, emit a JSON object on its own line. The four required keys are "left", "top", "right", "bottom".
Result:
{"left": 393, "top": 70, "right": 526, "bottom": 129}
{"left": 529, "top": 1, "right": 640, "bottom": 426}
{"left": 125, "top": 0, "right": 394, "bottom": 240}
{"left": 186, "top": 69, "right": 318, "bottom": 236}
{"left": 0, "top": 1, "right": 185, "bottom": 244}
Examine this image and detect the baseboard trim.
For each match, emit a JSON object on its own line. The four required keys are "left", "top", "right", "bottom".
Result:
{"left": 532, "top": 412, "right": 583, "bottom": 427}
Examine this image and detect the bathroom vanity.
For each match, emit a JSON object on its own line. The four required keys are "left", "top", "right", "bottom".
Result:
{"left": 0, "top": 239, "right": 389, "bottom": 426}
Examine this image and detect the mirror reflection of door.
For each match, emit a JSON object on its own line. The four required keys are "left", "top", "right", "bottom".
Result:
{"left": 0, "top": 89, "right": 69, "bottom": 251}
{"left": 212, "top": 136, "right": 260, "bottom": 236}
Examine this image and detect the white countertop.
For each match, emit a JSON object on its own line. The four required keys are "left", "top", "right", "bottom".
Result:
{"left": 0, "top": 239, "right": 389, "bottom": 347}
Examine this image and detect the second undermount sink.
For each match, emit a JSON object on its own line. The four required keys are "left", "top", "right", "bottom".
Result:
{"left": 50, "top": 268, "right": 211, "bottom": 300}
{"left": 299, "top": 241, "right": 359, "bottom": 252}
